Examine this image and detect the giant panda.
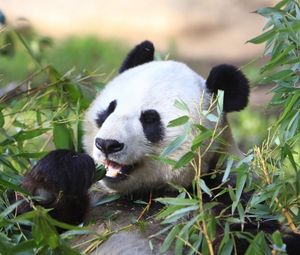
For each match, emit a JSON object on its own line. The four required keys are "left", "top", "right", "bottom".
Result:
{"left": 81, "top": 41, "right": 300, "bottom": 255}
{"left": 83, "top": 40, "right": 248, "bottom": 195}
{"left": 81, "top": 40, "right": 251, "bottom": 254}
{"left": 15, "top": 41, "right": 299, "bottom": 254}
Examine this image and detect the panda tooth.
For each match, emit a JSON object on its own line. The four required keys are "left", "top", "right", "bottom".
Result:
{"left": 105, "top": 162, "right": 123, "bottom": 178}
{"left": 106, "top": 168, "right": 120, "bottom": 177}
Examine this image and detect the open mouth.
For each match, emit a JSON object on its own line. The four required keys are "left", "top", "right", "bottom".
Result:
{"left": 103, "top": 159, "right": 134, "bottom": 181}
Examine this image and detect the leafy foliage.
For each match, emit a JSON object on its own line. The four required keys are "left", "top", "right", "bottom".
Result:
{"left": 157, "top": 0, "right": 300, "bottom": 254}
{"left": 0, "top": 0, "right": 299, "bottom": 254}
{"left": 0, "top": 28, "right": 104, "bottom": 254}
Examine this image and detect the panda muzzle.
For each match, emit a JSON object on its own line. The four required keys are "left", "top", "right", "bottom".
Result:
{"left": 104, "top": 160, "right": 134, "bottom": 179}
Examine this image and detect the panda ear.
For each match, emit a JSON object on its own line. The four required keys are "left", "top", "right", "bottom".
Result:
{"left": 206, "top": 64, "right": 249, "bottom": 113}
{"left": 119, "top": 40, "right": 155, "bottom": 73}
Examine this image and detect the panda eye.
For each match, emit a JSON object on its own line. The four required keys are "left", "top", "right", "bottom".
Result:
{"left": 95, "top": 100, "right": 117, "bottom": 127}
{"left": 140, "top": 110, "right": 160, "bottom": 124}
{"left": 140, "top": 109, "right": 164, "bottom": 143}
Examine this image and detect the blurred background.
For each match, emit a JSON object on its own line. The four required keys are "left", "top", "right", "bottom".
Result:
{"left": 0, "top": 0, "right": 278, "bottom": 148}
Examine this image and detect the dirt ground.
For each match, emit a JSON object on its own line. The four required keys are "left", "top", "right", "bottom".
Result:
{"left": 2, "top": 0, "right": 276, "bottom": 61}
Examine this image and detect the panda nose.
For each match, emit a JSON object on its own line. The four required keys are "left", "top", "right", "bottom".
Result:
{"left": 95, "top": 138, "right": 124, "bottom": 155}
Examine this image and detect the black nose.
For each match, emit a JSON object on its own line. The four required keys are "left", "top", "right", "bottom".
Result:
{"left": 95, "top": 138, "right": 124, "bottom": 155}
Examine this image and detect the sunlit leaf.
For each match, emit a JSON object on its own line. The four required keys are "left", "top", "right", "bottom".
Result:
{"left": 247, "top": 29, "right": 278, "bottom": 44}
{"left": 53, "top": 122, "right": 74, "bottom": 150}
{"left": 0, "top": 129, "right": 50, "bottom": 146}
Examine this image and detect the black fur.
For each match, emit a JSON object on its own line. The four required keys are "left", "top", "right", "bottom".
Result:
{"left": 16, "top": 149, "right": 95, "bottom": 229}
{"left": 95, "top": 138, "right": 124, "bottom": 155}
{"left": 206, "top": 64, "right": 249, "bottom": 112}
{"left": 119, "top": 40, "right": 154, "bottom": 73}
{"left": 284, "top": 233, "right": 300, "bottom": 255}
{"left": 96, "top": 100, "right": 117, "bottom": 128}
{"left": 140, "top": 109, "right": 164, "bottom": 143}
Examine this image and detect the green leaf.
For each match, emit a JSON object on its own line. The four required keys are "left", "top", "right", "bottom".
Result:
{"left": 173, "top": 151, "right": 194, "bottom": 170}
{"left": 222, "top": 156, "right": 234, "bottom": 183}
{"left": 167, "top": 115, "right": 189, "bottom": 127}
{"left": 262, "top": 69, "right": 294, "bottom": 83}
{"left": 272, "top": 231, "right": 284, "bottom": 249}
{"left": 245, "top": 232, "right": 269, "bottom": 255}
{"left": 156, "top": 205, "right": 183, "bottom": 219}
{"left": 14, "top": 152, "right": 48, "bottom": 159}
{"left": 175, "top": 235, "right": 184, "bottom": 255}
{"left": 232, "top": 166, "right": 247, "bottom": 214}
{"left": 276, "top": 93, "right": 298, "bottom": 125}
{"left": 36, "top": 110, "right": 42, "bottom": 126}
{"left": 10, "top": 240, "right": 36, "bottom": 254}
{"left": 174, "top": 99, "right": 190, "bottom": 113}
{"left": 94, "top": 164, "right": 107, "bottom": 181}
{"left": 163, "top": 205, "right": 198, "bottom": 224}
{"left": 247, "top": 29, "right": 278, "bottom": 44}
{"left": 0, "top": 128, "right": 50, "bottom": 146}
{"left": 0, "top": 110, "right": 4, "bottom": 127}
{"left": 32, "top": 208, "right": 59, "bottom": 248}
{"left": 15, "top": 31, "right": 42, "bottom": 66}
{"left": 262, "top": 45, "right": 295, "bottom": 72}
{"left": 198, "top": 179, "right": 212, "bottom": 197}
{"left": 156, "top": 197, "right": 198, "bottom": 206}
{"left": 53, "top": 122, "right": 74, "bottom": 149}
{"left": 220, "top": 239, "right": 233, "bottom": 255}
{"left": 0, "top": 176, "right": 27, "bottom": 193}
{"left": 191, "top": 130, "right": 213, "bottom": 151}
{"left": 0, "top": 200, "right": 24, "bottom": 218}
{"left": 274, "top": 0, "right": 289, "bottom": 9}
{"left": 160, "top": 225, "right": 181, "bottom": 254}
{"left": 255, "top": 7, "right": 286, "bottom": 18}
{"left": 160, "top": 134, "right": 187, "bottom": 157}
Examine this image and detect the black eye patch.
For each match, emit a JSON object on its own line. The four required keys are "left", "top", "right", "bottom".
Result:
{"left": 95, "top": 100, "right": 117, "bottom": 128}
{"left": 140, "top": 109, "right": 164, "bottom": 143}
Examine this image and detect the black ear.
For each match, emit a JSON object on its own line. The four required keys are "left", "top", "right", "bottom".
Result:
{"left": 119, "top": 40, "right": 155, "bottom": 73}
{"left": 206, "top": 64, "right": 249, "bottom": 112}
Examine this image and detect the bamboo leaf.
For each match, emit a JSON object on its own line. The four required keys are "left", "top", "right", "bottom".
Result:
{"left": 160, "top": 134, "right": 187, "bottom": 157}
{"left": 53, "top": 122, "right": 74, "bottom": 150}
{"left": 191, "top": 130, "right": 213, "bottom": 151}
{"left": 160, "top": 225, "right": 181, "bottom": 254}
{"left": 245, "top": 232, "right": 269, "bottom": 255}
{"left": 174, "top": 99, "right": 190, "bottom": 113}
{"left": 156, "top": 197, "right": 198, "bottom": 206}
{"left": 0, "top": 129, "right": 50, "bottom": 146}
{"left": 167, "top": 115, "right": 189, "bottom": 127}
{"left": 199, "top": 179, "right": 212, "bottom": 197}
{"left": 247, "top": 29, "right": 278, "bottom": 44}
{"left": 173, "top": 151, "right": 194, "bottom": 170}
{"left": 0, "top": 110, "right": 4, "bottom": 127}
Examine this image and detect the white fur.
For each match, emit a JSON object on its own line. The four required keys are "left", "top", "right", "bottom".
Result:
{"left": 83, "top": 60, "right": 225, "bottom": 193}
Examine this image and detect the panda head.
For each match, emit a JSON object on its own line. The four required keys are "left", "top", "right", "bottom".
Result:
{"left": 83, "top": 41, "right": 249, "bottom": 194}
